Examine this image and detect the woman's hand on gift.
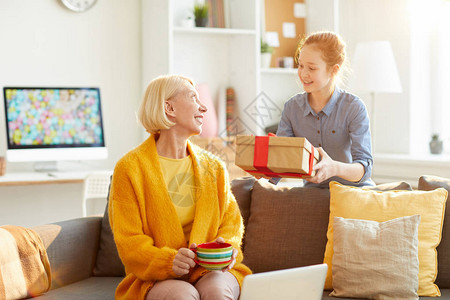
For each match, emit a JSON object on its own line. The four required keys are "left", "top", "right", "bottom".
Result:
{"left": 305, "top": 147, "right": 337, "bottom": 184}
{"left": 172, "top": 245, "right": 196, "bottom": 276}
{"left": 215, "top": 237, "right": 238, "bottom": 272}
{"left": 305, "top": 147, "right": 365, "bottom": 183}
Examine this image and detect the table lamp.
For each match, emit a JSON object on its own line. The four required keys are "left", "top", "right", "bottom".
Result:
{"left": 350, "top": 40, "right": 402, "bottom": 150}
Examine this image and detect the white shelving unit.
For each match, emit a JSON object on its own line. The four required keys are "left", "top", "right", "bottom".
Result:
{"left": 141, "top": 0, "right": 301, "bottom": 135}
{"left": 260, "top": 68, "right": 302, "bottom": 125}
{"left": 173, "top": 27, "right": 256, "bottom": 36}
{"left": 142, "top": 0, "right": 262, "bottom": 135}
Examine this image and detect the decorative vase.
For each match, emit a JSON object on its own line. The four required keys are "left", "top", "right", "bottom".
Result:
{"left": 261, "top": 53, "right": 272, "bottom": 68}
{"left": 180, "top": 16, "right": 195, "bottom": 28}
{"left": 196, "top": 83, "right": 218, "bottom": 137}
{"left": 195, "top": 17, "right": 208, "bottom": 27}
{"left": 429, "top": 137, "right": 443, "bottom": 154}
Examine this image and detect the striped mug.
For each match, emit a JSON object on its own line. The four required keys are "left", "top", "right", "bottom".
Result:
{"left": 193, "top": 242, "right": 233, "bottom": 271}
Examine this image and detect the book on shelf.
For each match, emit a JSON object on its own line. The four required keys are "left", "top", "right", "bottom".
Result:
{"left": 226, "top": 87, "right": 235, "bottom": 137}
{"left": 207, "top": 0, "right": 229, "bottom": 28}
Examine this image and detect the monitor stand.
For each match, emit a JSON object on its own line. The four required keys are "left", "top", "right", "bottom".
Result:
{"left": 34, "top": 161, "right": 58, "bottom": 172}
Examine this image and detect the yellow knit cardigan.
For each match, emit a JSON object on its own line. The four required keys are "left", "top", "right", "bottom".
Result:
{"left": 109, "top": 134, "right": 252, "bottom": 299}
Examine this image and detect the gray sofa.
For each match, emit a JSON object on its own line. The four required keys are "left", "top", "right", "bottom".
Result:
{"left": 32, "top": 217, "right": 122, "bottom": 299}
{"left": 29, "top": 175, "right": 450, "bottom": 299}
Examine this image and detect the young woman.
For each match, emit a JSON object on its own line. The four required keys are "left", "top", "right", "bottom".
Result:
{"left": 109, "top": 74, "right": 251, "bottom": 300}
{"left": 276, "top": 31, "right": 374, "bottom": 188}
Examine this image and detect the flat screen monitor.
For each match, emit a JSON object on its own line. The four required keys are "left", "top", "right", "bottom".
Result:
{"left": 3, "top": 87, "right": 107, "bottom": 171}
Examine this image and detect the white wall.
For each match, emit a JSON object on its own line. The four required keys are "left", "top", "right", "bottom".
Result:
{"left": 307, "top": 0, "right": 411, "bottom": 154}
{"left": 0, "top": 0, "right": 142, "bottom": 226}
{"left": 306, "top": 0, "right": 338, "bottom": 33}
{"left": 260, "top": 72, "right": 301, "bottom": 113}
{"left": 0, "top": 0, "right": 142, "bottom": 171}
{"left": 339, "top": 0, "right": 411, "bottom": 154}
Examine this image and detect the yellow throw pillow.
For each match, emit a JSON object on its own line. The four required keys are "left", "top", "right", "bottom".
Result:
{"left": 324, "top": 181, "right": 448, "bottom": 296}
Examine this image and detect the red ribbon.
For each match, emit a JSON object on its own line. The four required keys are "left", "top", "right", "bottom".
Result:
{"left": 253, "top": 136, "right": 272, "bottom": 173}
{"left": 246, "top": 135, "right": 315, "bottom": 178}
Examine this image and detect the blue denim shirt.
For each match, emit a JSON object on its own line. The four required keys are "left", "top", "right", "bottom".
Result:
{"left": 276, "top": 87, "right": 374, "bottom": 188}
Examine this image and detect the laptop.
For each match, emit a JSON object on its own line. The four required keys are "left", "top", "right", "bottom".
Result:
{"left": 240, "top": 264, "right": 328, "bottom": 300}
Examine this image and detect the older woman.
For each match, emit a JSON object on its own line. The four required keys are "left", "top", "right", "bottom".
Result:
{"left": 109, "top": 74, "right": 251, "bottom": 300}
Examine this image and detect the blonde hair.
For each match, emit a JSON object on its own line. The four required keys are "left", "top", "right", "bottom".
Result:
{"left": 137, "top": 74, "right": 195, "bottom": 134}
{"left": 295, "top": 31, "right": 348, "bottom": 80}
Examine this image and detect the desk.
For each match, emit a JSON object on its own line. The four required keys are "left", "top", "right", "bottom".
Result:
{"left": 0, "top": 171, "right": 89, "bottom": 186}
{"left": 0, "top": 170, "right": 112, "bottom": 227}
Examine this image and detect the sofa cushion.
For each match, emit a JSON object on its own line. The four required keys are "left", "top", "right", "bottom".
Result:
{"left": 33, "top": 277, "right": 122, "bottom": 300}
{"left": 370, "top": 180, "right": 413, "bottom": 191}
{"left": 93, "top": 182, "right": 125, "bottom": 277}
{"left": 243, "top": 180, "right": 331, "bottom": 273}
{"left": 324, "top": 181, "right": 448, "bottom": 296}
{"left": 323, "top": 289, "right": 450, "bottom": 300}
{"left": 230, "top": 176, "right": 256, "bottom": 230}
{"left": 331, "top": 215, "right": 420, "bottom": 299}
{"left": 418, "top": 175, "right": 450, "bottom": 288}
{"left": 34, "top": 217, "right": 102, "bottom": 289}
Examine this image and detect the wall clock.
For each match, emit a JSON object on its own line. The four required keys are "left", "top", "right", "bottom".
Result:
{"left": 60, "top": 0, "right": 98, "bottom": 12}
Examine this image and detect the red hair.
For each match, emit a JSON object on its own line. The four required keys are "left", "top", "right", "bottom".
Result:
{"left": 295, "top": 31, "right": 346, "bottom": 72}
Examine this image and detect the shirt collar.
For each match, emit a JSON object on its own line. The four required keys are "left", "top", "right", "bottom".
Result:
{"left": 303, "top": 95, "right": 315, "bottom": 117}
{"left": 303, "top": 87, "right": 342, "bottom": 117}
{"left": 322, "top": 87, "right": 341, "bottom": 116}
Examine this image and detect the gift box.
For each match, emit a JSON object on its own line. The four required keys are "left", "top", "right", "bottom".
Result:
{"left": 235, "top": 135, "right": 319, "bottom": 178}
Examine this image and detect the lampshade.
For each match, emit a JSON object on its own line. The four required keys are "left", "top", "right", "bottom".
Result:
{"left": 350, "top": 41, "right": 402, "bottom": 93}
{"left": 196, "top": 83, "right": 218, "bottom": 137}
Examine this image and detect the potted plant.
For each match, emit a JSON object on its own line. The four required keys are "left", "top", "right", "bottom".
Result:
{"left": 429, "top": 133, "right": 443, "bottom": 154}
{"left": 193, "top": 3, "right": 209, "bottom": 27}
{"left": 260, "top": 40, "right": 274, "bottom": 68}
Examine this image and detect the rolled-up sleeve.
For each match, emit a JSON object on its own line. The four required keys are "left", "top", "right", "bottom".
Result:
{"left": 348, "top": 102, "right": 373, "bottom": 183}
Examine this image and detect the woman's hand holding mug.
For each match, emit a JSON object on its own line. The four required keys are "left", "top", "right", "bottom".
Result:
{"left": 172, "top": 247, "right": 196, "bottom": 276}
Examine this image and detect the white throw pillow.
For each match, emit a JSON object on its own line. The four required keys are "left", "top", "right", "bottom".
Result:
{"left": 331, "top": 215, "right": 420, "bottom": 300}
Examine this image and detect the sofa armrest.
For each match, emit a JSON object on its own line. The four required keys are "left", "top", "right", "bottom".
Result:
{"left": 33, "top": 216, "right": 102, "bottom": 289}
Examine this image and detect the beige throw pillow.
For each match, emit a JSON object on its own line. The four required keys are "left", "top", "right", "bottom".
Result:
{"left": 331, "top": 215, "right": 420, "bottom": 300}
{"left": 0, "top": 225, "right": 51, "bottom": 299}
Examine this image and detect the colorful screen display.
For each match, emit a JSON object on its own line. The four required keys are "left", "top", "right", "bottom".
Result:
{"left": 3, "top": 87, "right": 105, "bottom": 149}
